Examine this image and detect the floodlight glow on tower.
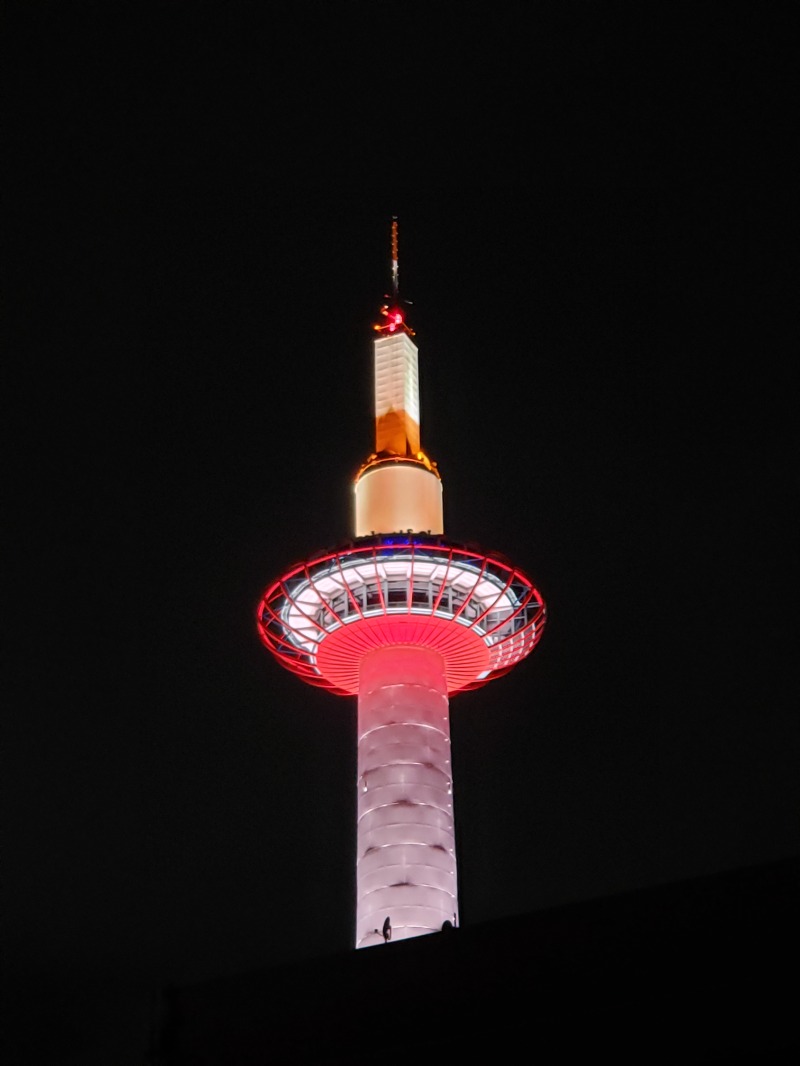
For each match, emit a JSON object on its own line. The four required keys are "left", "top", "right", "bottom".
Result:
{"left": 257, "top": 220, "right": 546, "bottom": 948}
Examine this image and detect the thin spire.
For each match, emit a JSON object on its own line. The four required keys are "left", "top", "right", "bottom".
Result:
{"left": 390, "top": 216, "right": 399, "bottom": 300}
{"left": 374, "top": 216, "right": 414, "bottom": 336}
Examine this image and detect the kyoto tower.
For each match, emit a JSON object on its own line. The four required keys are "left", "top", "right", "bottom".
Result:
{"left": 257, "top": 220, "right": 546, "bottom": 948}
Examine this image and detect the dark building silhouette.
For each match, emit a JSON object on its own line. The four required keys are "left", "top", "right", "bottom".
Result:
{"left": 155, "top": 854, "right": 799, "bottom": 1064}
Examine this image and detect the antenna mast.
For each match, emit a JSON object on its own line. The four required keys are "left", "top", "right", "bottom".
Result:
{"left": 390, "top": 216, "right": 399, "bottom": 300}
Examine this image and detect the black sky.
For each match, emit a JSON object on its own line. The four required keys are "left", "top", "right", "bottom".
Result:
{"left": 5, "top": 3, "right": 798, "bottom": 1062}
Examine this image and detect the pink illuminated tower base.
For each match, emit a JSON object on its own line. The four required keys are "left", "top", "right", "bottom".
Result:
{"left": 357, "top": 646, "right": 454, "bottom": 946}
{"left": 257, "top": 221, "right": 546, "bottom": 947}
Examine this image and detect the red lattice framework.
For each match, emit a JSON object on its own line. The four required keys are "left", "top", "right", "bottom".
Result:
{"left": 257, "top": 537, "right": 546, "bottom": 696}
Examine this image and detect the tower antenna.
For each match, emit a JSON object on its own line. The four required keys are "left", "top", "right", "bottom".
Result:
{"left": 390, "top": 216, "right": 399, "bottom": 301}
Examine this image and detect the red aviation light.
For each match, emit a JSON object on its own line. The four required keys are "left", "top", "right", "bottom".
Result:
{"left": 373, "top": 303, "right": 415, "bottom": 336}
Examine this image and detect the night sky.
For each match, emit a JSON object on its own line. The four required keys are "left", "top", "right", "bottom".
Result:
{"left": 6, "top": 4, "right": 797, "bottom": 1062}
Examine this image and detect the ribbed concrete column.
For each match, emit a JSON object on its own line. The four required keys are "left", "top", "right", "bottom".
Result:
{"left": 356, "top": 645, "right": 458, "bottom": 948}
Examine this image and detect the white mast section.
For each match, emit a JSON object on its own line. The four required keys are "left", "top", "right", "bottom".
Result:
{"left": 374, "top": 331, "right": 420, "bottom": 444}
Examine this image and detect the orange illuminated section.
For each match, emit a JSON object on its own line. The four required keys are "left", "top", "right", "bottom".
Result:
{"left": 358, "top": 227, "right": 436, "bottom": 532}
{"left": 357, "top": 250, "right": 438, "bottom": 533}
{"left": 354, "top": 460, "right": 442, "bottom": 536}
{"left": 375, "top": 410, "right": 419, "bottom": 456}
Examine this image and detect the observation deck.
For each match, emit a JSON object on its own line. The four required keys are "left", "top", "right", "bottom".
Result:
{"left": 257, "top": 535, "right": 546, "bottom": 697}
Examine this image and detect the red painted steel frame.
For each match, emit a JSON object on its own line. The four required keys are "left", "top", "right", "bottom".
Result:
{"left": 257, "top": 540, "right": 546, "bottom": 697}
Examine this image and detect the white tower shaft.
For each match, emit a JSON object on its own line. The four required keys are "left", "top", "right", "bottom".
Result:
{"left": 374, "top": 332, "right": 420, "bottom": 455}
{"left": 356, "top": 646, "right": 458, "bottom": 947}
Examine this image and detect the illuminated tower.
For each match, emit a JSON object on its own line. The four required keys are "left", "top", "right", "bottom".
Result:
{"left": 257, "top": 221, "right": 546, "bottom": 948}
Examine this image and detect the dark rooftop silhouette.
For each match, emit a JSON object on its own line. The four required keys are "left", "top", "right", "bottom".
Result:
{"left": 155, "top": 854, "right": 799, "bottom": 1064}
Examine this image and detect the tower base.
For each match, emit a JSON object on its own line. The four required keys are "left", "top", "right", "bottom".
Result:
{"left": 356, "top": 646, "right": 458, "bottom": 947}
